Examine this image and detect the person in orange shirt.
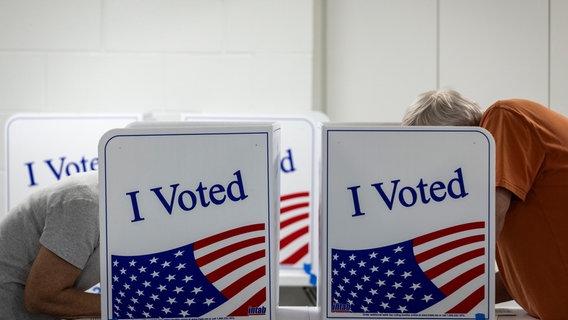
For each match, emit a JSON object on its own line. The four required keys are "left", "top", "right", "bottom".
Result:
{"left": 402, "top": 89, "right": 568, "bottom": 320}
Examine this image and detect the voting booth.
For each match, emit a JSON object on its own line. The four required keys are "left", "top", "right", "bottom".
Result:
{"left": 182, "top": 113, "right": 327, "bottom": 286}
{"left": 320, "top": 124, "right": 495, "bottom": 320}
{"left": 4, "top": 113, "right": 141, "bottom": 211}
{"left": 99, "top": 122, "right": 280, "bottom": 319}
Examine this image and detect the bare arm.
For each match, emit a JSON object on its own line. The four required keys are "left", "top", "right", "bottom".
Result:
{"left": 495, "top": 271, "right": 513, "bottom": 303}
{"left": 495, "top": 187, "right": 512, "bottom": 240}
{"left": 494, "top": 187, "right": 513, "bottom": 303}
{"left": 24, "top": 246, "right": 100, "bottom": 319}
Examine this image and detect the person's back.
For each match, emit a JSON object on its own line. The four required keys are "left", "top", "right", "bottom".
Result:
{"left": 481, "top": 99, "right": 568, "bottom": 319}
{"left": 0, "top": 171, "right": 99, "bottom": 319}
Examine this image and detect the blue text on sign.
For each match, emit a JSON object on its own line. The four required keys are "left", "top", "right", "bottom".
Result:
{"left": 348, "top": 168, "right": 469, "bottom": 217}
{"left": 126, "top": 170, "right": 249, "bottom": 223}
{"left": 25, "top": 156, "right": 98, "bottom": 186}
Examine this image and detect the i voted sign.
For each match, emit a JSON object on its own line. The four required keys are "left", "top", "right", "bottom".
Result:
{"left": 182, "top": 112, "right": 327, "bottom": 286}
{"left": 320, "top": 125, "right": 495, "bottom": 320}
{"left": 5, "top": 113, "right": 141, "bottom": 210}
{"left": 99, "top": 122, "right": 280, "bottom": 320}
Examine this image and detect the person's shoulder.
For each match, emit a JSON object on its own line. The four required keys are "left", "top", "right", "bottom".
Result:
{"left": 47, "top": 171, "right": 99, "bottom": 202}
{"left": 481, "top": 100, "right": 523, "bottom": 128}
{"left": 484, "top": 99, "right": 547, "bottom": 121}
{"left": 488, "top": 99, "right": 547, "bottom": 113}
{"left": 483, "top": 100, "right": 516, "bottom": 118}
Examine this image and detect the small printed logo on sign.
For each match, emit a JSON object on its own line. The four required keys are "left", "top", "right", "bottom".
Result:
{"left": 331, "top": 303, "right": 352, "bottom": 313}
{"left": 248, "top": 306, "right": 267, "bottom": 315}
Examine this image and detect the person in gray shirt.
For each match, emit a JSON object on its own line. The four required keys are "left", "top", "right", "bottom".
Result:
{"left": 0, "top": 171, "right": 100, "bottom": 319}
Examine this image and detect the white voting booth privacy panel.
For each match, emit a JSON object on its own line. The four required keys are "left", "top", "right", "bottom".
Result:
{"left": 99, "top": 122, "right": 280, "bottom": 320}
{"left": 182, "top": 112, "right": 327, "bottom": 287}
{"left": 320, "top": 125, "right": 495, "bottom": 320}
{"left": 4, "top": 113, "right": 141, "bottom": 211}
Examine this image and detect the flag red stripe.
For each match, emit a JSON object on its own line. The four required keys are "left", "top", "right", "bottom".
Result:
{"left": 281, "top": 191, "right": 310, "bottom": 202}
{"left": 414, "top": 234, "right": 485, "bottom": 263}
{"left": 280, "top": 202, "right": 310, "bottom": 215}
{"left": 281, "top": 243, "right": 309, "bottom": 265}
{"left": 413, "top": 222, "right": 485, "bottom": 246}
{"left": 221, "top": 265, "right": 266, "bottom": 299}
{"left": 439, "top": 264, "right": 485, "bottom": 296}
{"left": 196, "top": 236, "right": 265, "bottom": 266}
{"left": 194, "top": 223, "right": 265, "bottom": 250}
{"left": 446, "top": 286, "right": 485, "bottom": 314}
{"left": 205, "top": 249, "right": 265, "bottom": 283}
{"left": 228, "top": 287, "right": 267, "bottom": 317}
{"left": 280, "top": 226, "right": 309, "bottom": 249}
{"left": 424, "top": 248, "right": 485, "bottom": 279}
{"left": 281, "top": 212, "right": 309, "bottom": 228}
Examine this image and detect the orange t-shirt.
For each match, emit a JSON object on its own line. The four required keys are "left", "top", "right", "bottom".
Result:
{"left": 480, "top": 99, "right": 568, "bottom": 319}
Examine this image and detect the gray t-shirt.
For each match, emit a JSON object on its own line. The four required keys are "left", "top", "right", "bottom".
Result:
{"left": 0, "top": 171, "right": 99, "bottom": 320}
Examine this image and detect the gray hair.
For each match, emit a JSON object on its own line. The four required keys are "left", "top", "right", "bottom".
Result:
{"left": 401, "top": 89, "right": 482, "bottom": 126}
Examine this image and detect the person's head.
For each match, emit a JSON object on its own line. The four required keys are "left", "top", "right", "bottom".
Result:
{"left": 402, "top": 89, "right": 483, "bottom": 126}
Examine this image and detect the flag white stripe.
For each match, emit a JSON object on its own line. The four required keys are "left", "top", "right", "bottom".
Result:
{"left": 203, "top": 277, "right": 267, "bottom": 317}
{"left": 422, "top": 273, "right": 485, "bottom": 314}
{"left": 429, "top": 255, "right": 486, "bottom": 288}
{"left": 197, "top": 242, "right": 265, "bottom": 276}
{"left": 194, "top": 229, "right": 266, "bottom": 257}
{"left": 413, "top": 228, "right": 483, "bottom": 255}
{"left": 280, "top": 216, "right": 309, "bottom": 238}
{"left": 212, "top": 257, "right": 266, "bottom": 291}
{"left": 416, "top": 242, "right": 484, "bottom": 271}
{"left": 280, "top": 233, "right": 310, "bottom": 259}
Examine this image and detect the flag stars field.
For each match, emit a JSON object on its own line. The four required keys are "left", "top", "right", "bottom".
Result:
{"left": 110, "top": 246, "right": 229, "bottom": 318}
{"left": 332, "top": 242, "right": 445, "bottom": 314}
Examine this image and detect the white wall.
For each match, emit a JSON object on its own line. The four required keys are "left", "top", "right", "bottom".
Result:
{"left": 438, "top": 0, "right": 548, "bottom": 112}
{"left": 0, "top": 0, "right": 314, "bottom": 213}
{"left": 325, "top": 0, "right": 568, "bottom": 121}
{"left": 2, "top": 0, "right": 568, "bottom": 213}
{"left": 550, "top": 0, "right": 568, "bottom": 114}
{"left": 325, "top": 0, "right": 438, "bottom": 123}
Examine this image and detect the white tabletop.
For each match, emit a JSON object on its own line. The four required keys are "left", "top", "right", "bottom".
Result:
{"left": 496, "top": 302, "right": 536, "bottom": 319}
{"left": 274, "top": 306, "right": 537, "bottom": 320}
{"left": 76, "top": 304, "right": 535, "bottom": 319}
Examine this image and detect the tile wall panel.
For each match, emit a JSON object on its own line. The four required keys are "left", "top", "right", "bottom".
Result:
{"left": 0, "top": 0, "right": 101, "bottom": 50}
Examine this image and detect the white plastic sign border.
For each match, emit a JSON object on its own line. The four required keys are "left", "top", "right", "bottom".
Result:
{"left": 99, "top": 123, "right": 280, "bottom": 320}
{"left": 320, "top": 125, "right": 495, "bottom": 320}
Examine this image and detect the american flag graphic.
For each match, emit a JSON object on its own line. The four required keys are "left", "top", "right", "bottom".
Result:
{"left": 330, "top": 221, "right": 487, "bottom": 315}
{"left": 110, "top": 223, "right": 268, "bottom": 319}
{"left": 279, "top": 191, "right": 311, "bottom": 266}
